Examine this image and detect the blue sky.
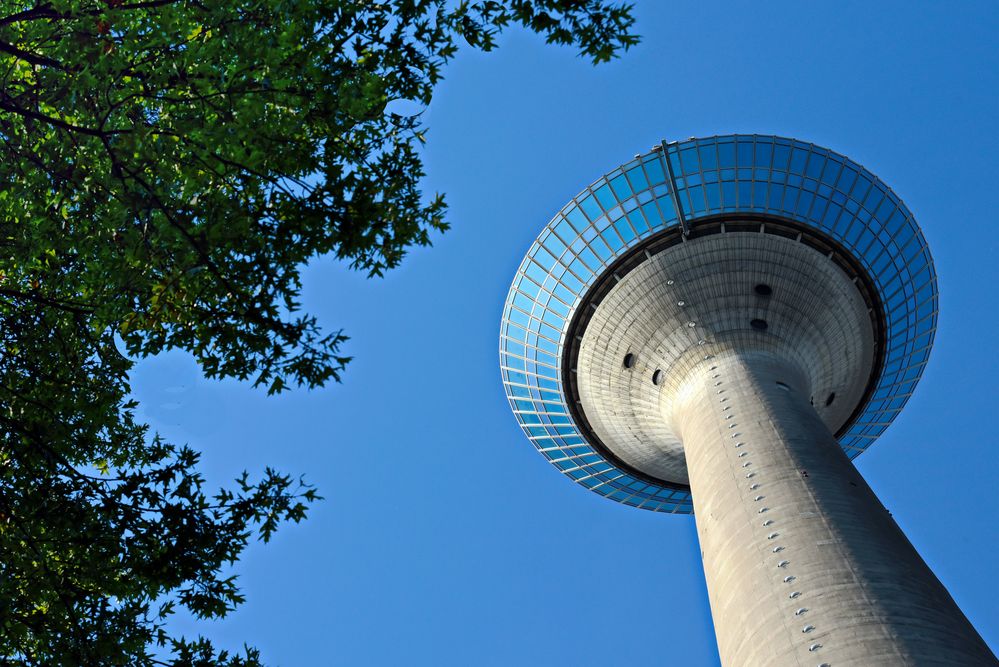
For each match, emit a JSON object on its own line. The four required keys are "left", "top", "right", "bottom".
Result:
{"left": 132, "top": 2, "right": 998, "bottom": 664}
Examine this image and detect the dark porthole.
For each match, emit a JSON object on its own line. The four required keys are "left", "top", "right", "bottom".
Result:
{"left": 825, "top": 392, "right": 836, "bottom": 406}
{"left": 652, "top": 369, "right": 663, "bottom": 386}
{"left": 755, "top": 284, "right": 773, "bottom": 296}
{"left": 623, "top": 353, "right": 635, "bottom": 369}
{"left": 750, "top": 318, "right": 768, "bottom": 331}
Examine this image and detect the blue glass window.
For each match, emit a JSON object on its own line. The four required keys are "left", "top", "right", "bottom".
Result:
{"left": 610, "top": 174, "right": 632, "bottom": 200}
{"left": 579, "top": 195, "right": 601, "bottom": 220}
{"left": 643, "top": 157, "right": 666, "bottom": 185}
{"left": 737, "top": 140, "right": 754, "bottom": 168}
{"left": 594, "top": 183, "right": 616, "bottom": 211}
{"left": 698, "top": 144, "right": 718, "bottom": 171}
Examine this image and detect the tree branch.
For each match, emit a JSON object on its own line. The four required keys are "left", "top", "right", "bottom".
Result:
{"left": 0, "top": 39, "right": 67, "bottom": 70}
{"left": 0, "top": 4, "right": 63, "bottom": 29}
{"left": 0, "top": 287, "right": 95, "bottom": 315}
{"left": 0, "top": 91, "right": 116, "bottom": 137}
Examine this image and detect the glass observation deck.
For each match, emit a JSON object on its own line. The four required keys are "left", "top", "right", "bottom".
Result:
{"left": 499, "top": 135, "right": 937, "bottom": 513}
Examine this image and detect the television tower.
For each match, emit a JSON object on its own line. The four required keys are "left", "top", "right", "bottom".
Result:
{"left": 500, "top": 135, "right": 995, "bottom": 665}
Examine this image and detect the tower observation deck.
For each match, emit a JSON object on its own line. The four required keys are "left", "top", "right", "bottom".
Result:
{"left": 499, "top": 135, "right": 996, "bottom": 666}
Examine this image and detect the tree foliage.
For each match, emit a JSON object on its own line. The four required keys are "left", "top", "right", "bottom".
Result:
{"left": 0, "top": 0, "right": 637, "bottom": 663}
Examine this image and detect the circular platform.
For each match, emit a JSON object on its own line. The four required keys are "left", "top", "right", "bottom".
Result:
{"left": 574, "top": 230, "right": 877, "bottom": 488}
{"left": 499, "top": 135, "right": 937, "bottom": 513}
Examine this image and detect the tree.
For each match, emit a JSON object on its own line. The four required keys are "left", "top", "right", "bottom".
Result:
{"left": 0, "top": 1, "right": 637, "bottom": 664}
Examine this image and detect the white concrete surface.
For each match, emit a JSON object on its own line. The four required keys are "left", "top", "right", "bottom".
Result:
{"left": 577, "top": 231, "right": 874, "bottom": 485}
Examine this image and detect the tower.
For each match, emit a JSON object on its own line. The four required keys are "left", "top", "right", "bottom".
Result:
{"left": 499, "top": 135, "right": 996, "bottom": 665}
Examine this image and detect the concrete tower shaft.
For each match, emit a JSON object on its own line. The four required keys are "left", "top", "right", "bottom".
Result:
{"left": 676, "top": 351, "right": 995, "bottom": 666}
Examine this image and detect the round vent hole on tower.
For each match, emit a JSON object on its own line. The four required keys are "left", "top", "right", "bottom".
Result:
{"left": 652, "top": 369, "right": 663, "bottom": 386}
{"left": 754, "top": 283, "right": 773, "bottom": 296}
{"left": 623, "top": 353, "right": 635, "bottom": 369}
{"left": 825, "top": 392, "right": 836, "bottom": 406}
{"left": 751, "top": 318, "right": 768, "bottom": 331}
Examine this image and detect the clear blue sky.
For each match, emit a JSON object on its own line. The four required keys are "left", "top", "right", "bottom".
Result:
{"left": 132, "top": 2, "right": 998, "bottom": 664}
